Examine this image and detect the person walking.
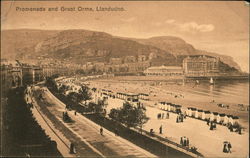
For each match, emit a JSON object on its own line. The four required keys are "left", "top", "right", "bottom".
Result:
{"left": 183, "top": 137, "right": 187, "bottom": 146}
{"left": 207, "top": 119, "right": 210, "bottom": 126}
{"left": 159, "top": 125, "right": 163, "bottom": 134}
{"left": 223, "top": 142, "right": 228, "bottom": 153}
{"left": 180, "top": 137, "right": 183, "bottom": 146}
{"left": 162, "top": 113, "right": 165, "bottom": 119}
{"left": 115, "top": 128, "right": 119, "bottom": 136}
{"left": 228, "top": 142, "right": 232, "bottom": 153}
{"left": 69, "top": 143, "right": 76, "bottom": 154}
{"left": 100, "top": 127, "right": 103, "bottom": 136}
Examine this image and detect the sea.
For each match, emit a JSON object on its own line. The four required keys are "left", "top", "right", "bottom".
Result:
{"left": 184, "top": 79, "right": 249, "bottom": 105}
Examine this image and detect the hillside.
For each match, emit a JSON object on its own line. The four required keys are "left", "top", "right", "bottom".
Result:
{"left": 1, "top": 29, "right": 59, "bottom": 59}
{"left": 133, "top": 36, "right": 241, "bottom": 71}
{"left": 1, "top": 29, "right": 241, "bottom": 71}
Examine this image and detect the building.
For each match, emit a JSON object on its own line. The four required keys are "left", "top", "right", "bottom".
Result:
{"left": 1, "top": 64, "right": 12, "bottom": 96}
{"left": 183, "top": 55, "right": 220, "bottom": 77}
{"left": 124, "top": 56, "right": 136, "bottom": 63}
{"left": 109, "top": 57, "right": 123, "bottom": 65}
{"left": 137, "top": 55, "right": 147, "bottom": 62}
{"left": 9, "top": 60, "right": 23, "bottom": 87}
{"left": 22, "top": 65, "right": 34, "bottom": 85}
{"left": 144, "top": 65, "right": 183, "bottom": 76}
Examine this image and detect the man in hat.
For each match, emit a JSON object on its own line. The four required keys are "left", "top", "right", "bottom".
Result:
{"left": 228, "top": 142, "right": 232, "bottom": 153}
{"left": 223, "top": 142, "right": 228, "bottom": 153}
{"left": 180, "top": 137, "right": 183, "bottom": 146}
{"left": 100, "top": 127, "right": 103, "bottom": 136}
{"left": 159, "top": 125, "right": 163, "bottom": 134}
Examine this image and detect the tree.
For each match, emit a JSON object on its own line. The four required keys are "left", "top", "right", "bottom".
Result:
{"left": 45, "top": 77, "right": 58, "bottom": 93}
{"left": 77, "top": 85, "right": 92, "bottom": 105}
{"left": 67, "top": 92, "right": 79, "bottom": 103}
{"left": 109, "top": 108, "right": 121, "bottom": 121}
{"left": 87, "top": 99, "right": 105, "bottom": 114}
{"left": 109, "top": 102, "right": 149, "bottom": 129}
{"left": 58, "top": 84, "right": 69, "bottom": 95}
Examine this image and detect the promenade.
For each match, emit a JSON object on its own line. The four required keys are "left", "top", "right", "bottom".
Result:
{"left": 105, "top": 96, "right": 249, "bottom": 158}
{"left": 32, "top": 86, "right": 156, "bottom": 157}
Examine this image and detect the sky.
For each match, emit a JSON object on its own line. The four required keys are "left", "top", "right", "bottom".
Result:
{"left": 1, "top": 1, "right": 249, "bottom": 72}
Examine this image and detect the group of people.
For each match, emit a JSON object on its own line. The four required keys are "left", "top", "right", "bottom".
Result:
{"left": 63, "top": 111, "right": 71, "bottom": 122}
{"left": 227, "top": 122, "right": 242, "bottom": 134}
{"left": 207, "top": 119, "right": 217, "bottom": 130}
{"left": 180, "top": 136, "right": 189, "bottom": 147}
{"left": 176, "top": 113, "right": 185, "bottom": 123}
{"left": 157, "top": 112, "right": 170, "bottom": 119}
{"left": 223, "top": 141, "right": 232, "bottom": 153}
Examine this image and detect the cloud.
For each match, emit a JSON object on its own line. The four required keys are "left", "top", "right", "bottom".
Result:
{"left": 165, "top": 19, "right": 175, "bottom": 24}
{"left": 121, "top": 17, "right": 136, "bottom": 22}
{"left": 179, "top": 22, "right": 214, "bottom": 33}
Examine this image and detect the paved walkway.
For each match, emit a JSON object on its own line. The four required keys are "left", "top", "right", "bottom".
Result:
{"left": 25, "top": 92, "right": 73, "bottom": 157}
{"left": 36, "top": 86, "right": 156, "bottom": 157}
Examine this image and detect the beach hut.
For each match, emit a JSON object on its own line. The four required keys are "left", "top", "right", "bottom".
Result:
{"left": 139, "top": 93, "right": 149, "bottom": 100}
{"left": 144, "top": 94, "right": 149, "bottom": 100}
{"left": 187, "top": 108, "right": 192, "bottom": 117}
{"left": 164, "top": 102, "right": 168, "bottom": 111}
{"left": 167, "top": 103, "right": 171, "bottom": 111}
{"left": 169, "top": 104, "right": 174, "bottom": 112}
{"left": 202, "top": 111, "right": 211, "bottom": 120}
{"left": 159, "top": 102, "right": 164, "bottom": 109}
{"left": 216, "top": 113, "right": 221, "bottom": 123}
{"left": 223, "top": 115, "right": 229, "bottom": 125}
{"left": 213, "top": 112, "right": 219, "bottom": 122}
{"left": 126, "top": 93, "right": 139, "bottom": 102}
{"left": 194, "top": 109, "right": 199, "bottom": 118}
{"left": 116, "top": 92, "right": 121, "bottom": 99}
{"left": 210, "top": 112, "right": 215, "bottom": 121}
{"left": 232, "top": 116, "right": 239, "bottom": 126}
{"left": 219, "top": 114, "right": 226, "bottom": 124}
{"left": 228, "top": 115, "right": 234, "bottom": 125}
{"left": 191, "top": 108, "right": 197, "bottom": 117}
{"left": 197, "top": 110, "right": 203, "bottom": 119}
{"left": 175, "top": 105, "right": 182, "bottom": 114}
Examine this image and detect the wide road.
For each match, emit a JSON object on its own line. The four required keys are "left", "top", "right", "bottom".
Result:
{"left": 32, "top": 86, "right": 156, "bottom": 157}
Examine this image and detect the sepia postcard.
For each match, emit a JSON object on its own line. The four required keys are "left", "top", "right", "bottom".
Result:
{"left": 1, "top": 1, "right": 249, "bottom": 158}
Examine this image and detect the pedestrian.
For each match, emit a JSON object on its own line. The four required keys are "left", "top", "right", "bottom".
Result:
{"left": 159, "top": 125, "right": 162, "bottom": 134}
{"left": 180, "top": 137, "right": 183, "bottom": 146}
{"left": 180, "top": 114, "right": 184, "bottom": 122}
{"left": 115, "top": 128, "right": 119, "bottom": 136}
{"left": 74, "top": 111, "right": 77, "bottom": 115}
{"left": 166, "top": 112, "right": 169, "bottom": 119}
{"left": 238, "top": 127, "right": 242, "bottom": 135}
{"left": 230, "top": 125, "right": 233, "bottom": 132}
{"left": 223, "top": 143, "right": 228, "bottom": 153}
{"left": 183, "top": 137, "right": 187, "bottom": 146}
{"left": 100, "top": 127, "right": 103, "bottom": 135}
{"left": 186, "top": 138, "right": 189, "bottom": 147}
{"left": 176, "top": 116, "right": 179, "bottom": 123}
{"left": 210, "top": 123, "right": 213, "bottom": 130}
{"left": 207, "top": 119, "right": 210, "bottom": 126}
{"left": 228, "top": 142, "right": 232, "bottom": 153}
{"left": 69, "top": 143, "right": 76, "bottom": 154}
{"left": 150, "top": 129, "right": 154, "bottom": 136}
